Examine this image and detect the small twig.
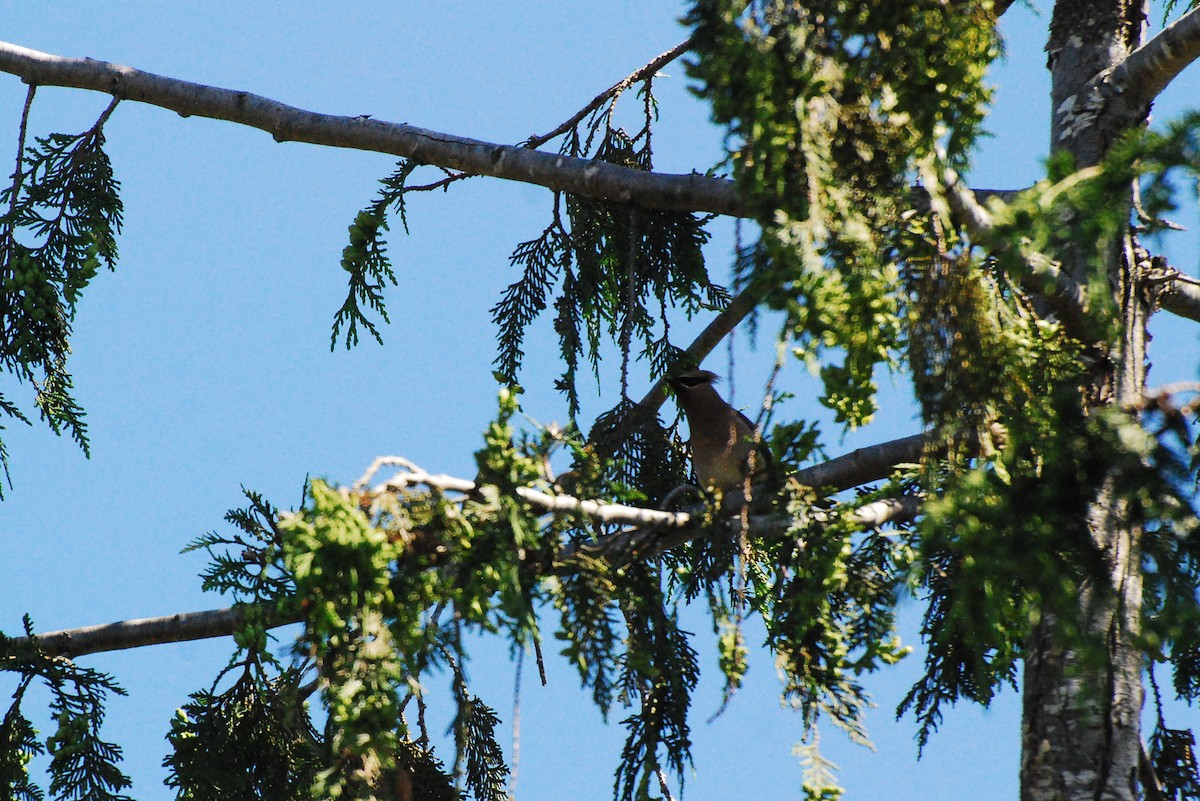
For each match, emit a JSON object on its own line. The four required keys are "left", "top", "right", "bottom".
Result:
{"left": 1145, "top": 382, "right": 1200, "bottom": 399}
{"left": 656, "top": 767, "right": 678, "bottom": 801}
{"left": 532, "top": 637, "right": 547, "bottom": 687}
{"left": 355, "top": 454, "right": 423, "bottom": 488}
{"left": 4, "top": 84, "right": 36, "bottom": 236}
{"left": 403, "top": 170, "right": 475, "bottom": 193}
{"left": 509, "top": 650, "right": 523, "bottom": 799}
{"left": 524, "top": 39, "right": 692, "bottom": 151}
{"left": 1132, "top": 180, "right": 1186, "bottom": 233}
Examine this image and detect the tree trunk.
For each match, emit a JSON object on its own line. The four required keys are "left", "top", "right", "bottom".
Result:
{"left": 1021, "top": 2, "right": 1151, "bottom": 800}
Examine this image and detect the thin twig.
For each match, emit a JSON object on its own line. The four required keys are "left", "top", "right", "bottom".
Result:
{"left": 523, "top": 39, "right": 692, "bottom": 150}
{"left": 2, "top": 84, "right": 35, "bottom": 241}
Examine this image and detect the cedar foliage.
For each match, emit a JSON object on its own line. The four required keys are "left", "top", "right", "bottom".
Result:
{"left": 3, "top": 3, "right": 1200, "bottom": 801}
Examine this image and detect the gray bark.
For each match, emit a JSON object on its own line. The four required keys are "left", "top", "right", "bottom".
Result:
{"left": 1022, "top": 3, "right": 1152, "bottom": 800}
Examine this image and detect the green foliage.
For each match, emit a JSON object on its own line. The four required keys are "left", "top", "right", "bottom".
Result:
{"left": 0, "top": 679, "right": 43, "bottom": 801}
{"left": 1161, "top": 0, "right": 1200, "bottom": 22}
{"left": 0, "top": 96, "right": 123, "bottom": 491}
{"left": 165, "top": 668, "right": 321, "bottom": 801}
{"left": 170, "top": 488, "right": 322, "bottom": 800}
{"left": 0, "top": 617, "right": 131, "bottom": 801}
{"left": 1151, "top": 726, "right": 1200, "bottom": 801}
{"left": 687, "top": 0, "right": 999, "bottom": 427}
{"left": 10, "top": 5, "right": 1200, "bottom": 799}
{"left": 283, "top": 479, "right": 409, "bottom": 799}
{"left": 450, "top": 673, "right": 509, "bottom": 801}
{"left": 794, "top": 732, "right": 844, "bottom": 801}
{"left": 185, "top": 489, "right": 294, "bottom": 606}
{"left": 495, "top": 113, "right": 724, "bottom": 419}
{"left": 587, "top": 398, "right": 689, "bottom": 506}
{"left": 338, "top": 82, "right": 726, "bottom": 430}
{"left": 612, "top": 565, "right": 700, "bottom": 801}
{"left": 331, "top": 162, "right": 413, "bottom": 349}
{"left": 766, "top": 482, "right": 915, "bottom": 746}
{"left": 894, "top": 113, "right": 1200, "bottom": 745}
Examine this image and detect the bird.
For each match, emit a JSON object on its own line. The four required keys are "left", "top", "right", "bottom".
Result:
{"left": 666, "top": 369, "right": 769, "bottom": 490}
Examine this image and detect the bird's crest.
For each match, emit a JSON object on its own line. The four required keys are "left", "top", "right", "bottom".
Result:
{"left": 666, "top": 369, "right": 719, "bottom": 391}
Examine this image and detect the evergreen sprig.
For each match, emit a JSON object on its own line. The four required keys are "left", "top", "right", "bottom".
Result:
{"left": 330, "top": 160, "right": 415, "bottom": 349}
{"left": 165, "top": 668, "right": 321, "bottom": 801}
{"left": 185, "top": 489, "right": 294, "bottom": 606}
{"left": 613, "top": 565, "right": 700, "bottom": 801}
{"left": 0, "top": 617, "right": 132, "bottom": 801}
{"left": 0, "top": 96, "right": 123, "bottom": 492}
{"left": 449, "top": 671, "right": 509, "bottom": 801}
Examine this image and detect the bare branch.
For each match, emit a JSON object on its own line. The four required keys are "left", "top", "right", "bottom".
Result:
{"left": 0, "top": 40, "right": 746, "bottom": 217}
{"left": 795, "top": 433, "right": 925, "bottom": 492}
{"left": 1104, "top": 5, "right": 1200, "bottom": 111}
{"left": 524, "top": 38, "right": 693, "bottom": 150}
{"left": 1145, "top": 254, "right": 1200, "bottom": 323}
{"left": 8, "top": 606, "right": 296, "bottom": 659}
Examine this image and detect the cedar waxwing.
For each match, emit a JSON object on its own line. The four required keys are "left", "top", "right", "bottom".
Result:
{"left": 667, "top": 369, "right": 769, "bottom": 490}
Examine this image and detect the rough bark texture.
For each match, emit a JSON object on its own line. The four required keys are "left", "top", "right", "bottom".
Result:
{"left": 1022, "top": 3, "right": 1151, "bottom": 800}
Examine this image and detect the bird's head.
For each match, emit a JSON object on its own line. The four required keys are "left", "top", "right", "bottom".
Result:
{"left": 665, "top": 369, "right": 719, "bottom": 397}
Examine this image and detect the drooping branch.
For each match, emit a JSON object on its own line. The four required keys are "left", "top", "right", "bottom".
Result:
{"left": 1103, "top": 6, "right": 1200, "bottom": 112}
{"left": 0, "top": 40, "right": 746, "bottom": 217}
{"left": 632, "top": 279, "right": 770, "bottom": 418}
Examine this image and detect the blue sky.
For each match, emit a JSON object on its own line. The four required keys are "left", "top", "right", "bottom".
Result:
{"left": 0, "top": 3, "right": 1197, "bottom": 799}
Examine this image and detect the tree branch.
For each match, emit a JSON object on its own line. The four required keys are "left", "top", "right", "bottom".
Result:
{"left": 796, "top": 433, "right": 924, "bottom": 491}
{"left": 10, "top": 432, "right": 929, "bottom": 659}
{"left": 936, "top": 168, "right": 1096, "bottom": 337}
{"left": 523, "top": 38, "right": 693, "bottom": 150}
{"left": 11, "top": 490, "right": 921, "bottom": 660}
{"left": 0, "top": 40, "right": 1027, "bottom": 225}
{"left": 6, "top": 606, "right": 295, "bottom": 659}
{"left": 0, "top": 40, "right": 746, "bottom": 217}
{"left": 1144, "top": 253, "right": 1200, "bottom": 323}
{"left": 1104, "top": 5, "right": 1200, "bottom": 110}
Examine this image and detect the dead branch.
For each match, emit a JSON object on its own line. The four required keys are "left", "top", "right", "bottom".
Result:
{"left": 524, "top": 38, "right": 693, "bottom": 150}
